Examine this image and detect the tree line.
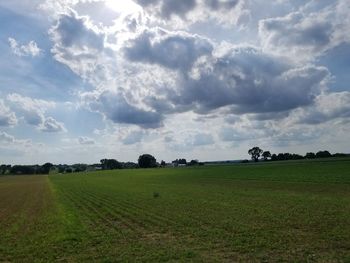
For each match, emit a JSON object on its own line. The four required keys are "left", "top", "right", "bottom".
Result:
{"left": 0, "top": 154, "right": 203, "bottom": 175}
{"left": 0, "top": 163, "right": 54, "bottom": 175}
{"left": 247, "top": 146, "right": 348, "bottom": 162}
{"left": 1, "top": 149, "right": 348, "bottom": 176}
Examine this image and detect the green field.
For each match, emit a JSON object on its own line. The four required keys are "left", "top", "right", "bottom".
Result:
{"left": 1, "top": 159, "right": 350, "bottom": 262}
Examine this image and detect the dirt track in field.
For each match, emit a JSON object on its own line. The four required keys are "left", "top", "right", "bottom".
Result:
{"left": 0, "top": 175, "right": 54, "bottom": 261}
{"left": 0, "top": 176, "right": 51, "bottom": 223}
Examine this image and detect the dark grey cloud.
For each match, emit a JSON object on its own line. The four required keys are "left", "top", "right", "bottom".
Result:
{"left": 51, "top": 11, "right": 104, "bottom": 50}
{"left": 135, "top": 0, "right": 197, "bottom": 18}
{"left": 165, "top": 47, "right": 329, "bottom": 115}
{"left": 135, "top": 0, "right": 159, "bottom": 6}
{"left": 145, "top": 97, "right": 177, "bottom": 114}
{"left": 207, "top": 0, "right": 239, "bottom": 10}
{"left": 86, "top": 91, "right": 163, "bottom": 128}
{"left": 161, "top": 0, "right": 196, "bottom": 18}
{"left": 124, "top": 28, "right": 213, "bottom": 70}
{"left": 135, "top": 0, "right": 240, "bottom": 20}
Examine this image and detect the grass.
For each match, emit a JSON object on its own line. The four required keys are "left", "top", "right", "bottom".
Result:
{"left": 0, "top": 159, "right": 350, "bottom": 262}
{"left": 0, "top": 176, "right": 58, "bottom": 261}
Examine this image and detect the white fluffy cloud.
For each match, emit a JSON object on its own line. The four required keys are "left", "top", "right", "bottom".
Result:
{"left": 6, "top": 94, "right": 65, "bottom": 133}
{"left": 46, "top": 4, "right": 333, "bottom": 135}
{"left": 0, "top": 131, "right": 32, "bottom": 147}
{"left": 293, "top": 91, "right": 350, "bottom": 125}
{"left": 0, "top": 131, "right": 42, "bottom": 162}
{"left": 40, "top": 117, "right": 66, "bottom": 133}
{"left": 78, "top": 136, "right": 95, "bottom": 145}
{"left": 121, "top": 130, "right": 145, "bottom": 145}
{"left": 0, "top": 131, "right": 16, "bottom": 143}
{"left": 7, "top": 94, "right": 54, "bottom": 126}
{"left": 0, "top": 100, "right": 17, "bottom": 127}
{"left": 124, "top": 28, "right": 213, "bottom": 71}
{"left": 49, "top": 10, "right": 112, "bottom": 84}
{"left": 259, "top": 0, "right": 350, "bottom": 60}
{"left": 3, "top": 0, "right": 348, "bottom": 163}
{"left": 165, "top": 131, "right": 215, "bottom": 152}
{"left": 8, "top": 38, "right": 42, "bottom": 57}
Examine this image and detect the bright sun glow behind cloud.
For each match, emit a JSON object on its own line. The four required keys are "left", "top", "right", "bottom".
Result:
{"left": 105, "top": 0, "right": 141, "bottom": 14}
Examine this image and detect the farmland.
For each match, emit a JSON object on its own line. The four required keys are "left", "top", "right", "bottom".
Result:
{"left": 1, "top": 159, "right": 350, "bottom": 262}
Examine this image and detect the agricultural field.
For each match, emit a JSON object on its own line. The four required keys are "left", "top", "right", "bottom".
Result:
{"left": 1, "top": 159, "right": 350, "bottom": 262}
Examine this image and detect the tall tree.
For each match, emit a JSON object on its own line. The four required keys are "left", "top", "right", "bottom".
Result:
{"left": 262, "top": 151, "right": 271, "bottom": 161}
{"left": 305, "top": 152, "right": 316, "bottom": 159}
{"left": 0, "top": 164, "right": 9, "bottom": 175}
{"left": 100, "top": 159, "right": 122, "bottom": 170}
{"left": 138, "top": 154, "right": 157, "bottom": 168}
{"left": 248, "top": 147, "right": 263, "bottom": 162}
{"left": 41, "top": 163, "right": 54, "bottom": 174}
{"left": 316, "top": 151, "right": 332, "bottom": 158}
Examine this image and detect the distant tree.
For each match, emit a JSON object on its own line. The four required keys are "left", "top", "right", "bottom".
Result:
{"left": 100, "top": 159, "right": 107, "bottom": 169}
{"left": 57, "top": 165, "right": 66, "bottom": 174}
{"left": 138, "top": 154, "right": 157, "bottom": 168}
{"left": 122, "top": 162, "right": 138, "bottom": 169}
{"left": 271, "top": 154, "right": 278, "bottom": 161}
{"left": 178, "top": 159, "right": 187, "bottom": 165}
{"left": 172, "top": 159, "right": 187, "bottom": 165}
{"left": 316, "top": 150, "right": 332, "bottom": 158}
{"left": 283, "top": 153, "right": 292, "bottom": 160}
{"left": 72, "top": 163, "right": 88, "bottom": 172}
{"left": 10, "top": 165, "right": 36, "bottom": 175}
{"left": 333, "top": 153, "right": 347, "bottom": 158}
{"left": 262, "top": 151, "right": 271, "bottom": 161}
{"left": 109, "top": 159, "right": 122, "bottom": 169}
{"left": 277, "top": 153, "right": 285, "bottom": 160}
{"left": 160, "top": 160, "right": 166, "bottom": 167}
{"left": 248, "top": 147, "right": 263, "bottom": 162}
{"left": 100, "top": 159, "right": 122, "bottom": 170}
{"left": 41, "top": 163, "right": 54, "bottom": 174}
{"left": 189, "top": 159, "right": 199, "bottom": 166}
{"left": 292, "top": 154, "right": 304, "bottom": 160}
{"left": 0, "top": 164, "right": 9, "bottom": 175}
{"left": 305, "top": 152, "right": 316, "bottom": 159}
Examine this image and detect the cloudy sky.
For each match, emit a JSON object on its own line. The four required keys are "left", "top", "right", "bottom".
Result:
{"left": 1, "top": 0, "right": 350, "bottom": 164}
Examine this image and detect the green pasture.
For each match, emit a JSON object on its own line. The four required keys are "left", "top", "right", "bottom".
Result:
{"left": 1, "top": 159, "right": 350, "bottom": 262}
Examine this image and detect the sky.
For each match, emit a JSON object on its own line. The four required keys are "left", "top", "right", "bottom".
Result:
{"left": 0, "top": 0, "right": 350, "bottom": 164}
